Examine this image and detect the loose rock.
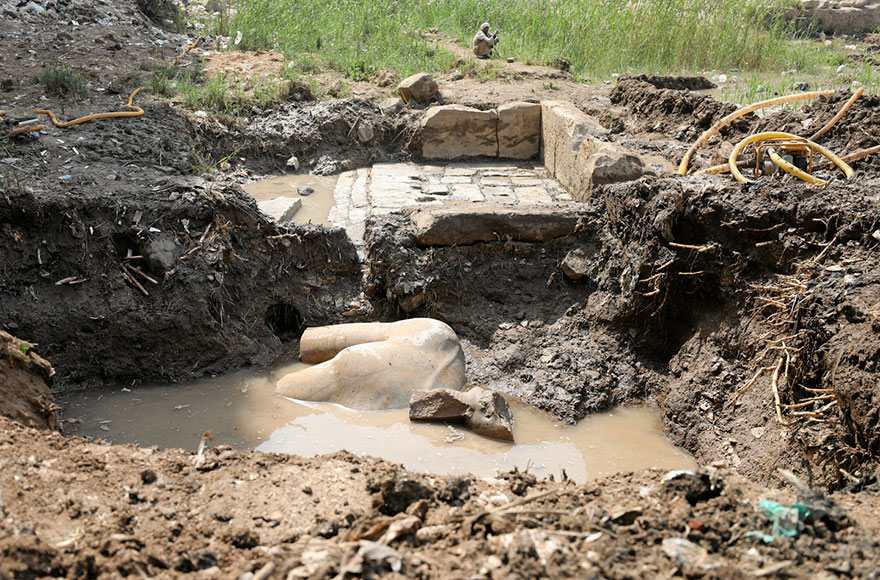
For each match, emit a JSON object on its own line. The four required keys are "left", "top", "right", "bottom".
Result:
{"left": 398, "top": 72, "right": 439, "bottom": 104}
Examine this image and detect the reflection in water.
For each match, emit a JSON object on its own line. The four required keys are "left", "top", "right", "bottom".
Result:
{"left": 61, "top": 357, "right": 695, "bottom": 483}
{"left": 243, "top": 173, "right": 338, "bottom": 226}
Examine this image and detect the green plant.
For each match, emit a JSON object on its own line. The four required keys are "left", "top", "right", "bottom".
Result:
{"left": 229, "top": 0, "right": 848, "bottom": 81}
{"left": 40, "top": 62, "right": 88, "bottom": 100}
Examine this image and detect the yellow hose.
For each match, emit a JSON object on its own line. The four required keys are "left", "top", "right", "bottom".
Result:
{"left": 694, "top": 159, "right": 751, "bottom": 175}
{"left": 810, "top": 87, "right": 863, "bottom": 141}
{"left": 171, "top": 38, "right": 201, "bottom": 67}
{"left": 767, "top": 147, "right": 827, "bottom": 186}
{"left": 678, "top": 90, "right": 835, "bottom": 176}
{"left": 815, "top": 143, "right": 880, "bottom": 170}
{"left": 728, "top": 131, "right": 853, "bottom": 184}
{"left": 34, "top": 88, "right": 143, "bottom": 128}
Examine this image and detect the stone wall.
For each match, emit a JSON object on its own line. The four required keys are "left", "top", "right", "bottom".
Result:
{"left": 541, "top": 100, "right": 645, "bottom": 202}
{"left": 783, "top": 0, "right": 880, "bottom": 35}
{"left": 421, "top": 102, "right": 541, "bottom": 160}
{"left": 419, "top": 100, "right": 646, "bottom": 202}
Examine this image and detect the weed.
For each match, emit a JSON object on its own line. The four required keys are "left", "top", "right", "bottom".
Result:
{"left": 40, "top": 62, "right": 88, "bottom": 100}
{"left": 230, "top": 0, "right": 847, "bottom": 80}
{"left": 541, "top": 82, "right": 560, "bottom": 91}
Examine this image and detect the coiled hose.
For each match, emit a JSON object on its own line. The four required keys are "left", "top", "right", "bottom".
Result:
{"left": 727, "top": 131, "right": 853, "bottom": 185}
{"left": 678, "top": 90, "right": 835, "bottom": 176}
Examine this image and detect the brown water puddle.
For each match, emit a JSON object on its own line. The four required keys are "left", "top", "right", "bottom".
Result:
{"left": 61, "top": 358, "right": 695, "bottom": 483}
{"left": 243, "top": 174, "right": 338, "bottom": 226}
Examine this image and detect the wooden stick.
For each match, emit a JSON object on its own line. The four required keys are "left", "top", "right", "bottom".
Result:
{"left": 771, "top": 357, "right": 784, "bottom": 423}
{"left": 121, "top": 265, "right": 149, "bottom": 296}
{"left": 125, "top": 263, "right": 158, "bottom": 285}
{"left": 668, "top": 241, "right": 716, "bottom": 253}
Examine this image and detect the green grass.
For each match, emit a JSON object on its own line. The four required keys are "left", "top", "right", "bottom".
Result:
{"left": 40, "top": 62, "right": 88, "bottom": 100}
{"left": 147, "top": 63, "right": 298, "bottom": 115}
{"left": 718, "top": 62, "right": 880, "bottom": 105}
{"left": 228, "top": 0, "right": 846, "bottom": 80}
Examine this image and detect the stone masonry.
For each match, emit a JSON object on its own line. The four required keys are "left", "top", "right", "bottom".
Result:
{"left": 327, "top": 161, "right": 573, "bottom": 256}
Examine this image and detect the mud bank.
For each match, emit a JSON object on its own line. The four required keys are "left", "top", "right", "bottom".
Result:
{"left": 0, "top": 176, "right": 361, "bottom": 388}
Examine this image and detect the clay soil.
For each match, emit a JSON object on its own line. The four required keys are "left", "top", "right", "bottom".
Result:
{"left": 2, "top": 1, "right": 880, "bottom": 578}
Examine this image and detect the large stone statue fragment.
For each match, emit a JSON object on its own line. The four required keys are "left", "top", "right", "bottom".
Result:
{"left": 275, "top": 319, "right": 466, "bottom": 410}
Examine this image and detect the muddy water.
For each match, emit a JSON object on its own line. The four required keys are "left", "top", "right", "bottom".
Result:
{"left": 243, "top": 174, "right": 338, "bottom": 226}
{"left": 61, "top": 358, "right": 695, "bottom": 483}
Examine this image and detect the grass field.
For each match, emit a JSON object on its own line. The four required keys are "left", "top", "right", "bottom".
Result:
{"left": 227, "top": 0, "right": 846, "bottom": 80}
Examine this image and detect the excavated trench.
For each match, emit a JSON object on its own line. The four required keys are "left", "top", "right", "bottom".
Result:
{"left": 3, "top": 76, "right": 879, "bottom": 494}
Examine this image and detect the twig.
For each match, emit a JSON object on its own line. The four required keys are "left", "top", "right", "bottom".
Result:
{"left": 489, "top": 489, "right": 560, "bottom": 515}
{"left": 771, "top": 357, "right": 784, "bottom": 424}
{"left": 125, "top": 263, "right": 158, "bottom": 285}
{"left": 121, "top": 265, "right": 149, "bottom": 296}
{"left": 730, "top": 364, "right": 776, "bottom": 404}
{"left": 668, "top": 241, "right": 717, "bottom": 253}
{"left": 189, "top": 430, "right": 213, "bottom": 479}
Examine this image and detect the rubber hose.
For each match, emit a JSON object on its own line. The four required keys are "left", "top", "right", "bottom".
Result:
{"left": 809, "top": 87, "right": 863, "bottom": 141}
{"left": 815, "top": 143, "right": 880, "bottom": 171}
{"left": 678, "top": 90, "right": 835, "bottom": 176}
{"left": 694, "top": 158, "right": 752, "bottom": 175}
{"left": 34, "top": 88, "right": 143, "bottom": 129}
{"left": 728, "top": 131, "right": 853, "bottom": 183}
{"left": 768, "top": 147, "right": 827, "bottom": 186}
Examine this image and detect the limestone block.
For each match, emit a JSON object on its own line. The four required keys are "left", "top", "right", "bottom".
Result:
{"left": 398, "top": 73, "right": 439, "bottom": 104}
{"left": 276, "top": 319, "right": 466, "bottom": 410}
{"left": 541, "top": 100, "right": 645, "bottom": 200}
{"left": 421, "top": 105, "right": 498, "bottom": 160}
{"left": 409, "top": 389, "right": 473, "bottom": 421}
{"left": 409, "top": 387, "right": 514, "bottom": 441}
{"left": 258, "top": 196, "right": 301, "bottom": 222}
{"left": 498, "top": 101, "right": 541, "bottom": 159}
{"left": 583, "top": 142, "right": 646, "bottom": 188}
{"left": 409, "top": 202, "right": 582, "bottom": 246}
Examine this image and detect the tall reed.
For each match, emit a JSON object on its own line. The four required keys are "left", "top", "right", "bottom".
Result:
{"left": 230, "top": 0, "right": 841, "bottom": 79}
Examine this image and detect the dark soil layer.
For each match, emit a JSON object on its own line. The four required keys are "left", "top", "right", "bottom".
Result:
{"left": 1, "top": 170, "right": 361, "bottom": 388}
{"left": 2, "top": 416, "right": 879, "bottom": 580}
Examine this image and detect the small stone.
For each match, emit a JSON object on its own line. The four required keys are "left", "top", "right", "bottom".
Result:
{"left": 297, "top": 186, "right": 314, "bottom": 196}
{"left": 561, "top": 248, "right": 590, "bottom": 280}
{"left": 286, "top": 155, "right": 300, "bottom": 170}
{"left": 416, "top": 524, "right": 453, "bottom": 542}
{"left": 398, "top": 72, "right": 439, "bottom": 103}
{"left": 793, "top": 81, "right": 810, "bottom": 91}
{"left": 357, "top": 123, "right": 374, "bottom": 143}
{"left": 410, "top": 390, "right": 472, "bottom": 421}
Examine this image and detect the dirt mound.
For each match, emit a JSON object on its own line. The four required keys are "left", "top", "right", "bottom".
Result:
{"left": 364, "top": 172, "right": 880, "bottom": 489}
{"left": 623, "top": 74, "right": 716, "bottom": 91}
{"left": 195, "top": 98, "right": 421, "bottom": 175}
{"left": 609, "top": 76, "right": 740, "bottom": 138}
{"left": 1, "top": 416, "right": 878, "bottom": 579}
{"left": 1, "top": 177, "right": 362, "bottom": 389}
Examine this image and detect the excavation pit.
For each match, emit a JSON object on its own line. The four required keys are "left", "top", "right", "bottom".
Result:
{"left": 60, "top": 358, "right": 695, "bottom": 484}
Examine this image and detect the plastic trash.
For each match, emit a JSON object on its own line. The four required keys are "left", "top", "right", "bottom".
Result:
{"left": 661, "top": 538, "right": 724, "bottom": 571}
